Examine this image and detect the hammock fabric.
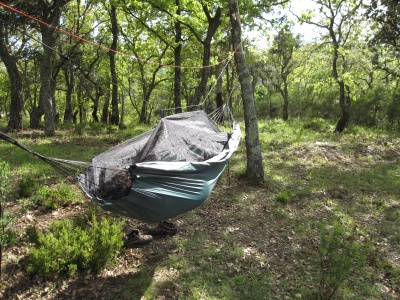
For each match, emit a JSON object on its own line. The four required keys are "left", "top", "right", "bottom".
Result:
{"left": 0, "top": 110, "right": 240, "bottom": 223}
{"left": 78, "top": 110, "right": 240, "bottom": 223}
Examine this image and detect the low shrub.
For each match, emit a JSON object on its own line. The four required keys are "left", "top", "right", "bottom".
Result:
{"left": 106, "top": 125, "right": 119, "bottom": 134}
{"left": 32, "top": 183, "right": 78, "bottom": 211}
{"left": 302, "top": 118, "right": 326, "bottom": 132}
{"left": 18, "top": 176, "right": 39, "bottom": 198}
{"left": 1, "top": 161, "right": 17, "bottom": 278}
{"left": 316, "top": 222, "right": 365, "bottom": 299}
{"left": 74, "top": 123, "right": 86, "bottom": 136}
{"left": 276, "top": 191, "right": 292, "bottom": 205}
{"left": 1, "top": 161, "right": 16, "bottom": 250}
{"left": 26, "top": 213, "right": 124, "bottom": 278}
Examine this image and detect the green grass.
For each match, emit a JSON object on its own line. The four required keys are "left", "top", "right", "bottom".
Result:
{"left": 1, "top": 118, "right": 399, "bottom": 299}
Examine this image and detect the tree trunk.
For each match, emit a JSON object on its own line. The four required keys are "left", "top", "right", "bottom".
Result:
{"left": 139, "top": 97, "right": 148, "bottom": 124}
{"left": 330, "top": 28, "right": 350, "bottom": 133}
{"left": 226, "top": 62, "right": 234, "bottom": 112}
{"left": 192, "top": 6, "right": 222, "bottom": 107}
{"left": 0, "top": 22, "right": 24, "bottom": 131}
{"left": 174, "top": 0, "right": 182, "bottom": 113}
{"left": 120, "top": 91, "right": 125, "bottom": 127}
{"left": 281, "top": 80, "right": 289, "bottom": 121}
{"left": 102, "top": 90, "right": 110, "bottom": 123}
{"left": 109, "top": 5, "right": 119, "bottom": 125}
{"left": 39, "top": 27, "right": 56, "bottom": 136}
{"left": 228, "top": 0, "right": 264, "bottom": 182}
{"left": 33, "top": 0, "right": 70, "bottom": 136}
{"left": 215, "top": 60, "right": 224, "bottom": 123}
{"left": 77, "top": 85, "right": 83, "bottom": 124}
{"left": 269, "top": 97, "right": 276, "bottom": 119}
{"left": 53, "top": 93, "right": 60, "bottom": 124}
{"left": 63, "top": 65, "right": 74, "bottom": 123}
{"left": 92, "top": 87, "right": 104, "bottom": 123}
{"left": 30, "top": 105, "right": 44, "bottom": 129}
{"left": 334, "top": 82, "right": 351, "bottom": 132}
{"left": 92, "top": 103, "right": 99, "bottom": 122}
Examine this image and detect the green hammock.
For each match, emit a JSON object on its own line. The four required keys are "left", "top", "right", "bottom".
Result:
{"left": 0, "top": 109, "right": 240, "bottom": 223}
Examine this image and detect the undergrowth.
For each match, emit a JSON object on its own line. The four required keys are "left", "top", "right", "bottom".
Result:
{"left": 316, "top": 222, "right": 366, "bottom": 299}
{"left": 25, "top": 212, "right": 124, "bottom": 278}
{"left": 18, "top": 177, "right": 82, "bottom": 211}
{"left": 0, "top": 161, "right": 16, "bottom": 277}
{"left": 0, "top": 118, "right": 399, "bottom": 299}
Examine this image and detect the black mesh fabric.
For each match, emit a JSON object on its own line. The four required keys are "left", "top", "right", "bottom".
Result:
{"left": 134, "top": 110, "right": 228, "bottom": 163}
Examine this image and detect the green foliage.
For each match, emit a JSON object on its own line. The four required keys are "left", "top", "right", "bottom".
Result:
{"left": 31, "top": 183, "right": 79, "bottom": 211}
{"left": 387, "top": 90, "right": 400, "bottom": 130}
{"left": 18, "top": 176, "right": 39, "bottom": 198}
{"left": 1, "top": 119, "right": 399, "bottom": 298}
{"left": 276, "top": 191, "right": 292, "bottom": 205}
{"left": 317, "top": 223, "right": 365, "bottom": 299}
{"left": 74, "top": 123, "right": 86, "bottom": 136}
{"left": 25, "top": 225, "right": 40, "bottom": 245}
{"left": 386, "top": 206, "right": 400, "bottom": 222}
{"left": 140, "top": 232, "right": 273, "bottom": 300}
{"left": 88, "top": 121, "right": 105, "bottom": 132}
{"left": 381, "top": 263, "right": 400, "bottom": 293}
{"left": 106, "top": 124, "right": 119, "bottom": 134}
{"left": 351, "top": 85, "right": 389, "bottom": 127}
{"left": 0, "top": 161, "right": 9, "bottom": 198}
{"left": 302, "top": 118, "right": 326, "bottom": 132}
{"left": 0, "top": 161, "right": 15, "bottom": 249}
{"left": 26, "top": 213, "right": 124, "bottom": 278}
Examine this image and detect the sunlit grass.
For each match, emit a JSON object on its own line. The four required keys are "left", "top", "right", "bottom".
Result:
{"left": 0, "top": 117, "right": 399, "bottom": 299}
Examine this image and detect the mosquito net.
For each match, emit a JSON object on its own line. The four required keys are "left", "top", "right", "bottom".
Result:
{"left": 81, "top": 110, "right": 230, "bottom": 201}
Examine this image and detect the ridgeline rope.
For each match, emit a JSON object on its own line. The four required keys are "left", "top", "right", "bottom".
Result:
{"left": 0, "top": 1, "right": 241, "bottom": 69}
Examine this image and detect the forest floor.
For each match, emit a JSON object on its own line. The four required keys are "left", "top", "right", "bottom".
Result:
{"left": 1, "top": 121, "right": 399, "bottom": 299}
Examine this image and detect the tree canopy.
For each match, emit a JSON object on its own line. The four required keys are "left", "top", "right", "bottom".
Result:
{"left": 0, "top": 0, "right": 399, "bottom": 169}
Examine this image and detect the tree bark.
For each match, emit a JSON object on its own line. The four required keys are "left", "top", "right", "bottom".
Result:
{"left": 109, "top": 5, "right": 119, "bottom": 125}
{"left": 174, "top": 0, "right": 182, "bottom": 113}
{"left": 326, "top": 2, "right": 359, "bottom": 133}
{"left": 102, "top": 90, "right": 110, "bottom": 124}
{"left": 29, "top": 0, "right": 70, "bottom": 136}
{"left": 0, "top": 22, "right": 24, "bottom": 131}
{"left": 281, "top": 80, "right": 289, "bottom": 121}
{"left": 334, "top": 82, "right": 351, "bottom": 132}
{"left": 139, "top": 91, "right": 148, "bottom": 124}
{"left": 226, "top": 61, "right": 234, "bottom": 112}
{"left": 331, "top": 35, "right": 350, "bottom": 133}
{"left": 39, "top": 27, "right": 56, "bottom": 136}
{"left": 63, "top": 65, "right": 74, "bottom": 123}
{"left": 228, "top": 0, "right": 264, "bottom": 182}
{"left": 92, "top": 103, "right": 99, "bottom": 122}
{"left": 191, "top": 6, "right": 222, "bottom": 107}
{"left": 215, "top": 60, "right": 224, "bottom": 123}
